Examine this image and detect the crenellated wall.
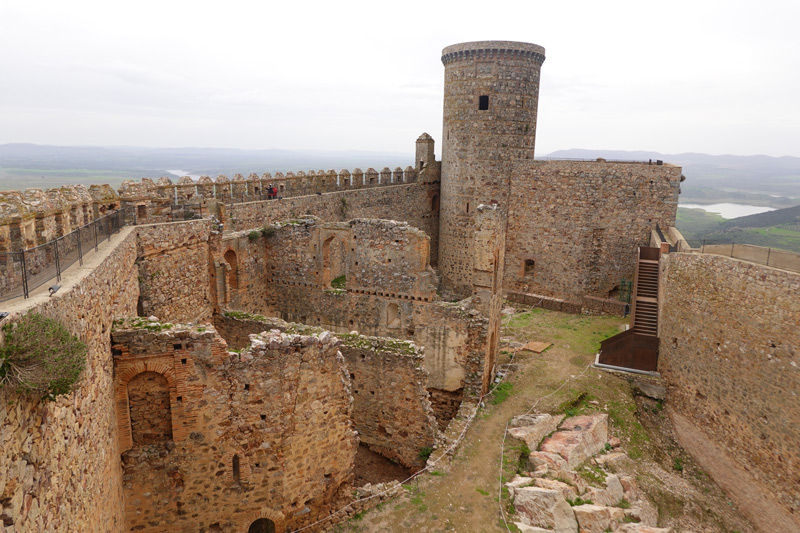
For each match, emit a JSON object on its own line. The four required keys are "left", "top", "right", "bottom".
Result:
{"left": 117, "top": 165, "right": 420, "bottom": 223}
{"left": 0, "top": 184, "right": 120, "bottom": 253}
{"left": 658, "top": 252, "right": 800, "bottom": 516}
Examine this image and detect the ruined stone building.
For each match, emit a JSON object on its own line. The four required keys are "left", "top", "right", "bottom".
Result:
{"left": 1, "top": 41, "right": 797, "bottom": 532}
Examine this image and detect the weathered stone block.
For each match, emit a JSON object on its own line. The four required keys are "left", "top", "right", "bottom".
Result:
{"left": 540, "top": 414, "right": 609, "bottom": 468}
{"left": 513, "top": 486, "right": 578, "bottom": 532}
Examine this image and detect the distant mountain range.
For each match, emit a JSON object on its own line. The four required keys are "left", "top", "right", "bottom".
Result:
{"left": 2, "top": 144, "right": 799, "bottom": 200}
{"left": 0, "top": 143, "right": 410, "bottom": 171}
{"left": 545, "top": 149, "right": 800, "bottom": 198}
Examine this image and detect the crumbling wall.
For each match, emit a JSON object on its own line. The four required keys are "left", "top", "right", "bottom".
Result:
{"left": 212, "top": 314, "right": 440, "bottom": 469}
{"left": 135, "top": 220, "right": 213, "bottom": 323}
{"left": 112, "top": 321, "right": 357, "bottom": 532}
{"left": 212, "top": 230, "right": 271, "bottom": 314}
{"left": 0, "top": 227, "right": 138, "bottom": 533}
{"left": 231, "top": 217, "right": 488, "bottom": 400}
{"left": 504, "top": 160, "right": 681, "bottom": 301}
{"left": 227, "top": 182, "right": 439, "bottom": 260}
{"left": 659, "top": 252, "right": 800, "bottom": 516}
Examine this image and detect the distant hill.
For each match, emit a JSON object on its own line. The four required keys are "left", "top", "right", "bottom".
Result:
{"left": 544, "top": 149, "right": 800, "bottom": 199}
{"left": 676, "top": 205, "right": 800, "bottom": 253}
{"left": 719, "top": 205, "right": 800, "bottom": 230}
{"left": 0, "top": 144, "right": 410, "bottom": 191}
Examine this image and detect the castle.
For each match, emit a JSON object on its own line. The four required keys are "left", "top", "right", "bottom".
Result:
{"left": 0, "top": 41, "right": 797, "bottom": 532}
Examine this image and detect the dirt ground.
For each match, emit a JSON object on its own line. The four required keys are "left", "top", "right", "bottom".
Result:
{"left": 353, "top": 444, "right": 414, "bottom": 487}
{"left": 332, "top": 306, "right": 757, "bottom": 533}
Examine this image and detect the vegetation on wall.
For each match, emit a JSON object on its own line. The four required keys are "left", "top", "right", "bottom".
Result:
{"left": 0, "top": 313, "right": 87, "bottom": 400}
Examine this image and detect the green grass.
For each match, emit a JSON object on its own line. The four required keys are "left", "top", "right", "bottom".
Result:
{"left": 607, "top": 399, "right": 650, "bottom": 460}
{"left": 490, "top": 382, "right": 514, "bottom": 405}
{"left": 504, "top": 309, "right": 544, "bottom": 329}
{"left": 331, "top": 275, "right": 347, "bottom": 289}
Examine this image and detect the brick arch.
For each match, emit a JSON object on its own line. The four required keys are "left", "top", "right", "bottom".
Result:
{"left": 115, "top": 363, "right": 180, "bottom": 452}
{"left": 241, "top": 508, "right": 285, "bottom": 533}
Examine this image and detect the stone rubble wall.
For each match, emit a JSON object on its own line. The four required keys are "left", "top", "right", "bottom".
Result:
{"left": 211, "top": 313, "right": 440, "bottom": 471}
{"left": 338, "top": 335, "right": 440, "bottom": 469}
{"left": 117, "top": 166, "right": 418, "bottom": 211}
{"left": 504, "top": 160, "right": 681, "bottom": 302}
{"left": 135, "top": 220, "right": 214, "bottom": 323}
{"left": 658, "top": 252, "right": 800, "bottom": 515}
{"left": 223, "top": 217, "right": 488, "bottom": 399}
{"left": 0, "top": 184, "right": 120, "bottom": 253}
{"left": 0, "top": 228, "right": 139, "bottom": 533}
{"left": 112, "top": 321, "right": 357, "bottom": 533}
{"left": 226, "top": 181, "right": 440, "bottom": 263}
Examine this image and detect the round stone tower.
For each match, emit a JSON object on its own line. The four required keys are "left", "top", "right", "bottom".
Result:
{"left": 438, "top": 40, "right": 545, "bottom": 298}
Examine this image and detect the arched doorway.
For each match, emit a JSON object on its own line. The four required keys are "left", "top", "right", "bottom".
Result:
{"left": 322, "top": 236, "right": 346, "bottom": 288}
{"left": 224, "top": 250, "right": 239, "bottom": 290}
{"left": 248, "top": 518, "right": 275, "bottom": 533}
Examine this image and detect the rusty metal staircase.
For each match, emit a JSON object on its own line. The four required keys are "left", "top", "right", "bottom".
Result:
{"left": 597, "top": 247, "right": 661, "bottom": 372}
{"left": 632, "top": 257, "right": 659, "bottom": 336}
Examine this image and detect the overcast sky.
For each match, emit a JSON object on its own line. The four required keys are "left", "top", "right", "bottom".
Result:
{"left": 1, "top": 0, "right": 798, "bottom": 158}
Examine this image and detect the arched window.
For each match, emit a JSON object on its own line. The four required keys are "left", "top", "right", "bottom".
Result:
{"left": 430, "top": 193, "right": 439, "bottom": 212}
{"left": 128, "top": 371, "right": 172, "bottom": 445}
{"left": 248, "top": 518, "right": 276, "bottom": 533}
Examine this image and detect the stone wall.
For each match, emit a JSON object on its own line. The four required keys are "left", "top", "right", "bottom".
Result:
{"left": 438, "top": 41, "right": 546, "bottom": 299}
{"left": 211, "top": 314, "right": 439, "bottom": 470}
{"left": 225, "top": 217, "right": 490, "bottom": 398}
{"left": 0, "top": 185, "right": 120, "bottom": 253}
{"left": 226, "top": 182, "right": 440, "bottom": 263}
{"left": 659, "top": 252, "right": 800, "bottom": 515}
{"left": 505, "top": 160, "right": 681, "bottom": 301}
{"left": 135, "top": 220, "right": 214, "bottom": 323}
{"left": 0, "top": 228, "right": 139, "bottom": 532}
{"left": 338, "top": 335, "right": 438, "bottom": 469}
{"left": 112, "top": 321, "right": 357, "bottom": 532}
{"left": 118, "top": 165, "right": 419, "bottom": 222}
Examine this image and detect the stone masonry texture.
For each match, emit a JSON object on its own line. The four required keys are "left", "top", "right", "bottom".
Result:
{"left": 505, "top": 160, "right": 681, "bottom": 301}
{"left": 659, "top": 252, "right": 800, "bottom": 515}
{"left": 112, "top": 321, "right": 358, "bottom": 532}
{"left": 438, "top": 41, "right": 545, "bottom": 299}
{"left": 0, "top": 228, "right": 139, "bottom": 532}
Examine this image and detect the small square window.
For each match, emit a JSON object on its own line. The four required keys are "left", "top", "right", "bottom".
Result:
{"left": 524, "top": 259, "right": 535, "bottom": 277}
{"left": 479, "top": 95, "right": 489, "bottom": 110}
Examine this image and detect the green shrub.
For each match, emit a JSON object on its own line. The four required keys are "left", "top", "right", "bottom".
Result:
{"left": 0, "top": 313, "right": 87, "bottom": 400}
{"left": 330, "top": 275, "right": 346, "bottom": 289}
{"left": 418, "top": 446, "right": 433, "bottom": 461}
{"left": 247, "top": 230, "right": 261, "bottom": 241}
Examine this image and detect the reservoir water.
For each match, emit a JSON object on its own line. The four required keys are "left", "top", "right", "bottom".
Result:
{"left": 166, "top": 170, "right": 202, "bottom": 180}
{"left": 679, "top": 203, "right": 776, "bottom": 220}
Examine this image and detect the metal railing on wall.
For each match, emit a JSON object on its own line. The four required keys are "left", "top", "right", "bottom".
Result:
{"left": 0, "top": 207, "right": 132, "bottom": 302}
{"left": 695, "top": 240, "right": 800, "bottom": 274}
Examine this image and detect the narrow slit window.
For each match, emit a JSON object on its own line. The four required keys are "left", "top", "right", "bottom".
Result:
{"left": 232, "top": 454, "right": 241, "bottom": 483}
{"left": 478, "top": 95, "right": 489, "bottom": 110}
